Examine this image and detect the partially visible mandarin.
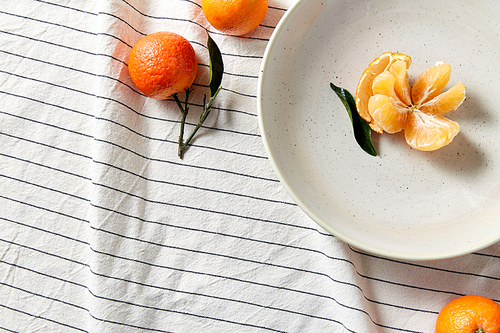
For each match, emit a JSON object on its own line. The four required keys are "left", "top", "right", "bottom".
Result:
{"left": 128, "top": 31, "right": 198, "bottom": 100}
{"left": 436, "top": 295, "right": 500, "bottom": 333}
{"left": 201, "top": 0, "right": 268, "bottom": 36}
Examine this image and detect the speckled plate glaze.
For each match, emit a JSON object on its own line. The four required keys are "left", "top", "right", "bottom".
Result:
{"left": 258, "top": 0, "right": 500, "bottom": 260}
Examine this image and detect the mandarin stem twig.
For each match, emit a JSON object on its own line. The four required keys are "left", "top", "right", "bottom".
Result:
{"left": 177, "top": 86, "right": 221, "bottom": 159}
{"left": 174, "top": 89, "right": 192, "bottom": 159}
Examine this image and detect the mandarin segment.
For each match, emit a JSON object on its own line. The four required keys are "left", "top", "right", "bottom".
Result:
{"left": 388, "top": 60, "right": 412, "bottom": 106}
{"left": 404, "top": 111, "right": 460, "bottom": 151}
{"left": 411, "top": 61, "right": 452, "bottom": 106}
{"left": 372, "top": 71, "right": 400, "bottom": 104}
{"left": 368, "top": 94, "right": 407, "bottom": 134}
{"left": 419, "top": 82, "right": 466, "bottom": 115}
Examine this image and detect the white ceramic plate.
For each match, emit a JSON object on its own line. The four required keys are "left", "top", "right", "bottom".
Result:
{"left": 258, "top": 0, "right": 500, "bottom": 260}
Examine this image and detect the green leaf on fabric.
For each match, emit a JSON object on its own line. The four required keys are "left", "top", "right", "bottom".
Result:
{"left": 207, "top": 34, "right": 223, "bottom": 99}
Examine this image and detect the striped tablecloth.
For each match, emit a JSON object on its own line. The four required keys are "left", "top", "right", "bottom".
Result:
{"left": 1, "top": 1, "right": 500, "bottom": 332}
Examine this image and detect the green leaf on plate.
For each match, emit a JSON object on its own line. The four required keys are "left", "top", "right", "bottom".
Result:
{"left": 330, "top": 82, "right": 377, "bottom": 156}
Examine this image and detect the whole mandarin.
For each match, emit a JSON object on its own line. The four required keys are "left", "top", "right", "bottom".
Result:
{"left": 128, "top": 31, "right": 198, "bottom": 99}
{"left": 201, "top": 0, "right": 268, "bottom": 36}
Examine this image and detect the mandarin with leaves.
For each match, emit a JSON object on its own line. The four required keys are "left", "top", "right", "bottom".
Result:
{"left": 128, "top": 31, "right": 198, "bottom": 100}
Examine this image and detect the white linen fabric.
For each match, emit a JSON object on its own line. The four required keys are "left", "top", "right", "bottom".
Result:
{"left": 1, "top": 0, "right": 500, "bottom": 332}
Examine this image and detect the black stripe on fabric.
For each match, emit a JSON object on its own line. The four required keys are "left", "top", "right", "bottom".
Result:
{"left": 33, "top": 0, "right": 97, "bottom": 16}
{"left": 0, "top": 264, "right": 175, "bottom": 333}
{"left": 5, "top": 2, "right": 270, "bottom": 61}
{"left": 158, "top": 72, "right": 260, "bottom": 100}
{"left": 1, "top": 282, "right": 88, "bottom": 313}
{"left": 473, "top": 251, "right": 500, "bottom": 259}
{"left": 1, "top": 3, "right": 270, "bottom": 83}
{"left": 220, "top": 87, "right": 257, "bottom": 99}
{"left": 180, "top": 0, "right": 288, "bottom": 12}
{"left": 92, "top": 137, "right": 275, "bottom": 179}
{"left": 0, "top": 237, "right": 418, "bottom": 333}
{"left": 0, "top": 132, "right": 92, "bottom": 161}
{"left": 0, "top": 27, "right": 261, "bottom": 112}
{"left": 0, "top": 30, "right": 127, "bottom": 66}
{"left": 187, "top": 39, "right": 266, "bottom": 61}
{"left": 0, "top": 49, "right": 138, "bottom": 94}
{"left": 268, "top": 5, "right": 288, "bottom": 11}
{"left": 0, "top": 131, "right": 277, "bottom": 182}
{"left": 0, "top": 213, "right": 454, "bottom": 320}
{"left": 98, "top": 31, "right": 134, "bottom": 48}
{"left": 0, "top": 325, "right": 19, "bottom": 333}
{"left": 98, "top": 11, "right": 144, "bottom": 36}
{"left": 95, "top": 10, "right": 267, "bottom": 60}
{"left": 91, "top": 121, "right": 265, "bottom": 157}
{"left": 0, "top": 303, "right": 87, "bottom": 332}
{"left": 348, "top": 246, "right": 500, "bottom": 281}
{"left": 0, "top": 111, "right": 93, "bottom": 139}
{"left": 0, "top": 195, "right": 89, "bottom": 224}
{"left": 1, "top": 191, "right": 491, "bottom": 314}
{"left": 120, "top": 0, "right": 273, "bottom": 42}
{"left": 0, "top": 258, "right": 288, "bottom": 333}
{"left": 90, "top": 193, "right": 323, "bottom": 236}
{"left": 0, "top": 69, "right": 94, "bottom": 98}
{"left": 0, "top": 69, "right": 259, "bottom": 137}
{"left": 0, "top": 152, "right": 292, "bottom": 206}
{"left": 0, "top": 189, "right": 453, "bottom": 321}
{"left": 259, "top": 23, "right": 280, "bottom": 29}
{"left": 0, "top": 10, "right": 95, "bottom": 36}
{"left": 0, "top": 217, "right": 89, "bottom": 246}
{"left": 220, "top": 52, "right": 263, "bottom": 59}
{"left": 0, "top": 171, "right": 318, "bottom": 236}
{"left": 194, "top": 61, "right": 260, "bottom": 80}
{"left": 92, "top": 159, "right": 292, "bottom": 204}
{"left": 1, "top": 103, "right": 264, "bottom": 160}
{"left": 0, "top": 90, "right": 94, "bottom": 119}
{"left": 0, "top": 55, "right": 255, "bottom": 117}
{"left": 0, "top": 174, "right": 89, "bottom": 203}
{"left": 0, "top": 8, "right": 134, "bottom": 55}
